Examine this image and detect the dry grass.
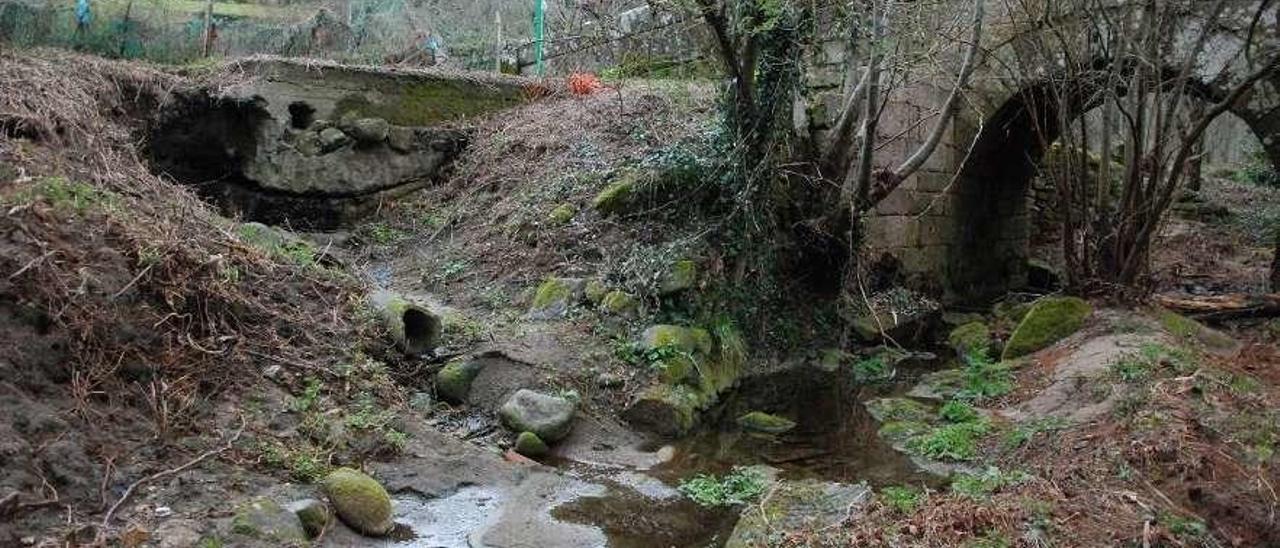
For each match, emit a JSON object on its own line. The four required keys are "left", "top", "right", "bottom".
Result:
{"left": 0, "top": 49, "right": 377, "bottom": 532}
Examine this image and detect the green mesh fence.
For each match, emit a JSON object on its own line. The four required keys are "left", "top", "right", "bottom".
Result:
{"left": 0, "top": 0, "right": 530, "bottom": 67}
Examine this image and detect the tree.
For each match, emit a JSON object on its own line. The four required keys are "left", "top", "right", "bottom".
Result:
{"left": 1001, "top": 0, "right": 1279, "bottom": 293}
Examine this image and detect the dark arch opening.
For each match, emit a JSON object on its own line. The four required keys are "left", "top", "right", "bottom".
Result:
{"left": 947, "top": 67, "right": 1279, "bottom": 302}
{"left": 400, "top": 307, "right": 441, "bottom": 355}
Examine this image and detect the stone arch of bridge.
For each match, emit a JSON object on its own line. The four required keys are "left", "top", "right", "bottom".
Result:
{"left": 945, "top": 58, "right": 1280, "bottom": 301}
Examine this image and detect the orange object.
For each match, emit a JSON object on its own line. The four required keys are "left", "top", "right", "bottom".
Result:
{"left": 568, "top": 72, "right": 603, "bottom": 95}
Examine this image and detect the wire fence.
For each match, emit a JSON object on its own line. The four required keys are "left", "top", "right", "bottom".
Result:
{"left": 0, "top": 0, "right": 530, "bottom": 67}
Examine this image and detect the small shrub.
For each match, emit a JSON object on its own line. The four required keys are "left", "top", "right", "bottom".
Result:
{"left": 678, "top": 467, "right": 768, "bottom": 507}
{"left": 957, "top": 352, "right": 1013, "bottom": 402}
{"left": 853, "top": 355, "right": 891, "bottom": 382}
{"left": 910, "top": 419, "right": 991, "bottom": 461}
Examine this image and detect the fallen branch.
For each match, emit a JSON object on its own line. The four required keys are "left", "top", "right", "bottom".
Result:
{"left": 100, "top": 415, "right": 245, "bottom": 527}
{"left": 1154, "top": 293, "right": 1280, "bottom": 322}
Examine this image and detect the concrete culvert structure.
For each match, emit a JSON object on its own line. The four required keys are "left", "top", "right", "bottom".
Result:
{"left": 371, "top": 291, "right": 441, "bottom": 355}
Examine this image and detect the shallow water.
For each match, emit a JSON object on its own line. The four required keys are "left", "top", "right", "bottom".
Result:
{"left": 391, "top": 486, "right": 504, "bottom": 547}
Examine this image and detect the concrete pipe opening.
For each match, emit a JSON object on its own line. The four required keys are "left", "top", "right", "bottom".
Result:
{"left": 400, "top": 307, "right": 441, "bottom": 355}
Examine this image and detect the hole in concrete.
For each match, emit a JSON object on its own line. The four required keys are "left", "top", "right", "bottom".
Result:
{"left": 401, "top": 308, "right": 441, "bottom": 355}
{"left": 287, "top": 101, "right": 315, "bottom": 130}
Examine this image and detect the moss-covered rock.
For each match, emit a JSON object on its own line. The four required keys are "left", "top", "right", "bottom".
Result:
{"left": 528, "top": 277, "right": 585, "bottom": 319}
{"left": 1002, "top": 296, "right": 1092, "bottom": 359}
{"left": 514, "top": 431, "right": 549, "bottom": 458}
{"left": 230, "top": 498, "right": 308, "bottom": 544}
{"left": 599, "top": 290, "right": 638, "bottom": 317}
{"left": 659, "top": 260, "right": 698, "bottom": 295}
{"left": 287, "top": 498, "right": 330, "bottom": 539}
{"left": 498, "top": 389, "right": 576, "bottom": 442}
{"left": 435, "top": 359, "right": 485, "bottom": 404}
{"left": 322, "top": 467, "right": 394, "bottom": 537}
{"left": 737, "top": 412, "right": 797, "bottom": 434}
{"left": 948, "top": 322, "right": 991, "bottom": 358}
{"left": 865, "top": 397, "right": 935, "bottom": 424}
{"left": 621, "top": 383, "right": 705, "bottom": 437}
{"left": 592, "top": 179, "right": 635, "bottom": 215}
{"left": 639, "top": 324, "right": 714, "bottom": 385}
{"left": 726, "top": 480, "right": 871, "bottom": 548}
{"left": 905, "top": 368, "right": 968, "bottom": 402}
{"left": 547, "top": 203, "right": 576, "bottom": 226}
{"left": 583, "top": 279, "right": 608, "bottom": 304}
{"left": 1156, "top": 308, "right": 1240, "bottom": 353}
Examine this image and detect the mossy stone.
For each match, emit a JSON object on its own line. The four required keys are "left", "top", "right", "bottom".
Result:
{"left": 1156, "top": 309, "right": 1239, "bottom": 353}
{"left": 436, "top": 359, "right": 485, "bottom": 404}
{"left": 498, "top": 389, "right": 576, "bottom": 442}
{"left": 948, "top": 322, "right": 991, "bottom": 358}
{"left": 621, "top": 383, "right": 706, "bottom": 437}
{"left": 905, "top": 368, "right": 968, "bottom": 402}
{"left": 659, "top": 260, "right": 698, "bottom": 295}
{"left": 230, "top": 498, "right": 308, "bottom": 544}
{"left": 1001, "top": 296, "right": 1092, "bottom": 359}
{"left": 639, "top": 325, "right": 714, "bottom": 355}
{"left": 287, "top": 498, "right": 330, "bottom": 539}
{"left": 322, "top": 467, "right": 394, "bottom": 537}
{"left": 514, "top": 431, "right": 549, "bottom": 458}
{"left": 528, "top": 277, "right": 584, "bottom": 319}
{"left": 865, "top": 397, "right": 935, "bottom": 424}
{"left": 548, "top": 203, "right": 576, "bottom": 226}
{"left": 737, "top": 412, "right": 797, "bottom": 434}
{"left": 583, "top": 279, "right": 608, "bottom": 304}
{"left": 600, "top": 290, "right": 638, "bottom": 316}
{"left": 592, "top": 179, "right": 635, "bottom": 215}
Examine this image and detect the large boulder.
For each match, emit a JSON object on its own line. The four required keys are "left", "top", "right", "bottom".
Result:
{"left": 1002, "top": 296, "right": 1092, "bottom": 359}
{"left": 498, "top": 389, "right": 576, "bottom": 442}
{"left": 322, "top": 467, "right": 395, "bottom": 537}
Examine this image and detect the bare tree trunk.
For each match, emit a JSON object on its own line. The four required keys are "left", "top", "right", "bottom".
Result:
{"left": 1272, "top": 230, "right": 1280, "bottom": 292}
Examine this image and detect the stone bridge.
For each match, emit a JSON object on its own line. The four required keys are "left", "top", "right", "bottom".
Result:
{"left": 819, "top": 0, "right": 1280, "bottom": 300}
{"left": 149, "top": 57, "right": 537, "bottom": 229}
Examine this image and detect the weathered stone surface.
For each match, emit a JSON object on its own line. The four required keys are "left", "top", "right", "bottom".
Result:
{"left": 599, "top": 290, "right": 638, "bottom": 316}
{"left": 658, "top": 260, "right": 697, "bottom": 295}
{"left": 322, "top": 467, "right": 395, "bottom": 537}
{"left": 726, "top": 480, "right": 871, "bottom": 548}
{"left": 317, "top": 127, "right": 350, "bottom": 152}
{"left": 231, "top": 498, "right": 309, "bottom": 544}
{"left": 342, "top": 117, "right": 389, "bottom": 144}
{"left": 499, "top": 389, "right": 576, "bottom": 442}
{"left": 287, "top": 498, "right": 330, "bottom": 539}
{"left": 387, "top": 126, "right": 416, "bottom": 152}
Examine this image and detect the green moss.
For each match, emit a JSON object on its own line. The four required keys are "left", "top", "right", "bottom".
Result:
{"left": 322, "top": 467, "right": 394, "bottom": 536}
{"left": 878, "top": 420, "right": 931, "bottom": 444}
{"left": 659, "top": 259, "right": 698, "bottom": 294}
{"left": 583, "top": 279, "right": 608, "bottom": 304}
{"left": 514, "top": 431, "right": 549, "bottom": 457}
{"left": 600, "top": 290, "right": 638, "bottom": 316}
{"left": 331, "top": 79, "right": 525, "bottom": 126}
{"left": 1156, "top": 309, "right": 1238, "bottom": 351}
{"left": 592, "top": 179, "right": 635, "bottom": 215}
{"left": 624, "top": 383, "right": 706, "bottom": 436}
{"left": 435, "top": 359, "right": 485, "bottom": 404}
{"left": 1001, "top": 296, "right": 1092, "bottom": 359}
{"left": 529, "top": 277, "right": 583, "bottom": 317}
{"left": 948, "top": 322, "right": 991, "bottom": 358}
{"left": 865, "top": 397, "right": 934, "bottom": 424}
{"left": 736, "top": 411, "right": 796, "bottom": 434}
{"left": 547, "top": 203, "right": 576, "bottom": 226}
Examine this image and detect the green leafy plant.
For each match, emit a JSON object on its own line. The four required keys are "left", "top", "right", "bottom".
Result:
{"left": 910, "top": 419, "right": 991, "bottom": 461}
{"left": 957, "top": 352, "right": 1013, "bottom": 401}
{"left": 290, "top": 377, "right": 323, "bottom": 413}
{"left": 880, "top": 485, "right": 923, "bottom": 514}
{"left": 853, "top": 355, "right": 892, "bottom": 382}
{"left": 939, "top": 400, "right": 979, "bottom": 423}
{"left": 678, "top": 467, "right": 768, "bottom": 507}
